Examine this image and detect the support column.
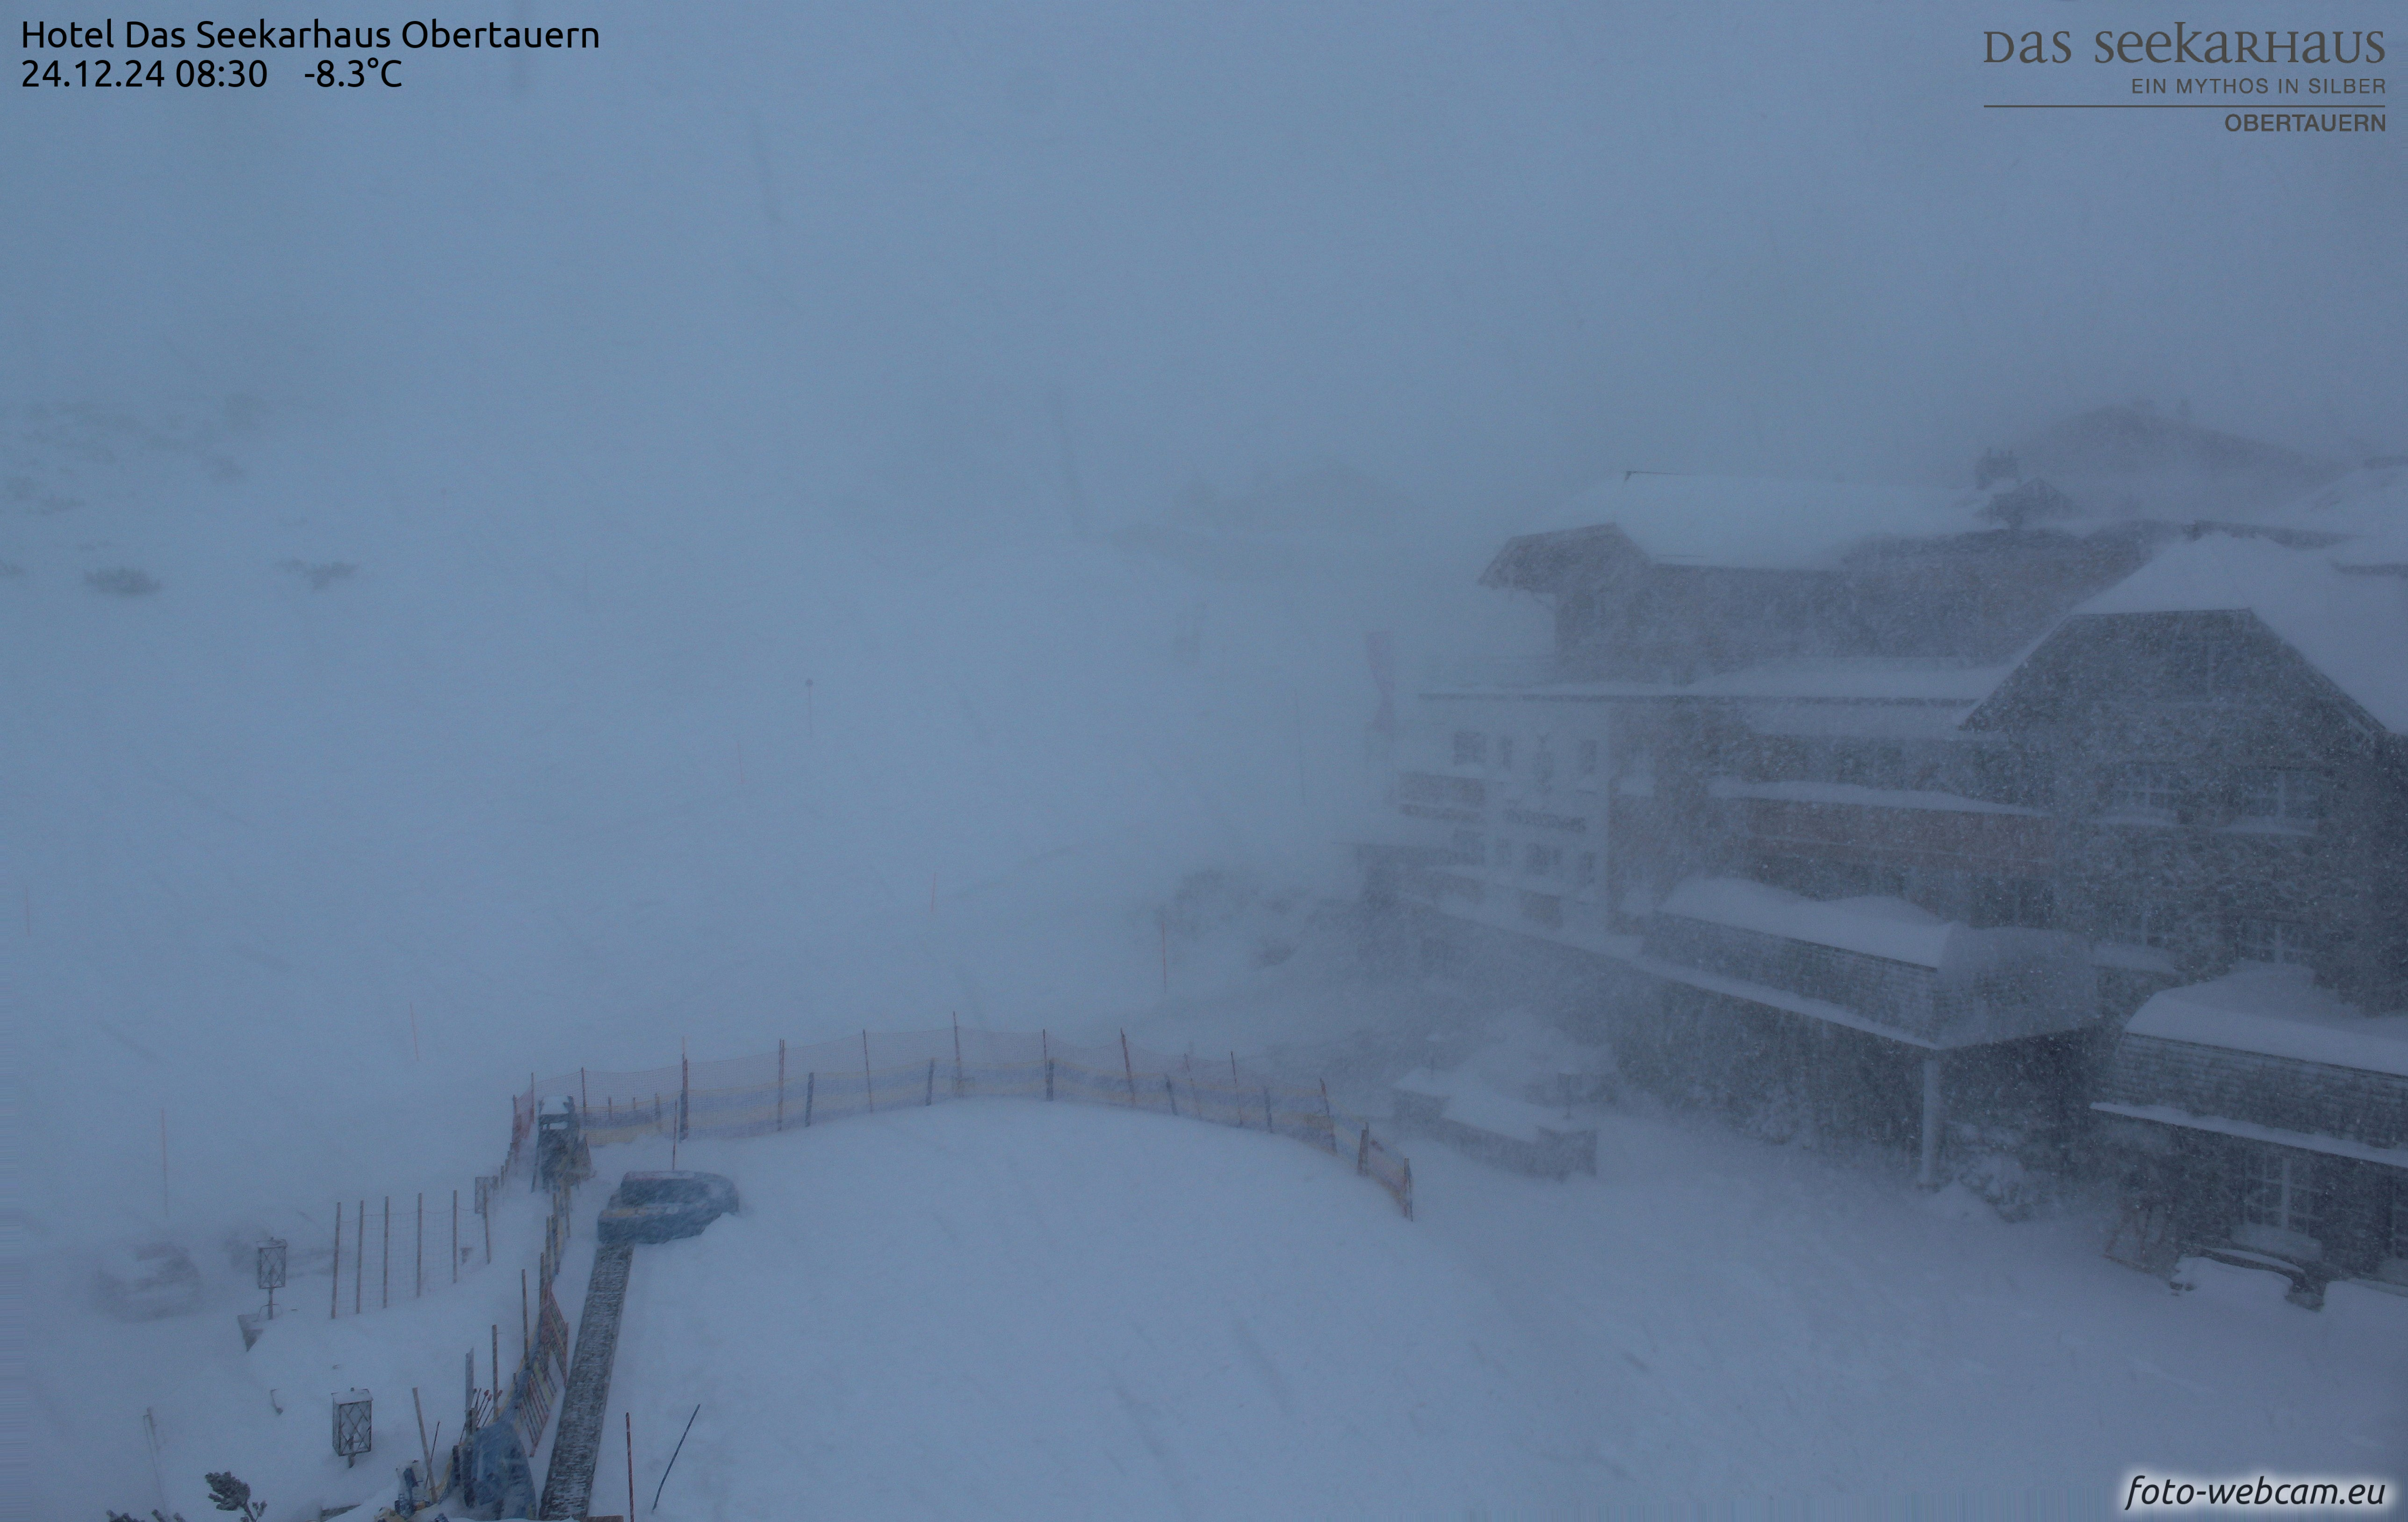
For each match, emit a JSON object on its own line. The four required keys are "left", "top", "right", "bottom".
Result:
{"left": 1918, "top": 1052, "right": 1946, "bottom": 1189}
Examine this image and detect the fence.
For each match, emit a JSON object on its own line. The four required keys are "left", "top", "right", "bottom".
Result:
{"left": 518, "top": 1022, "right": 1414, "bottom": 1218}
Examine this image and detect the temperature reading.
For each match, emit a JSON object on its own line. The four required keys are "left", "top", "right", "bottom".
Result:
{"left": 312, "top": 57, "right": 402, "bottom": 88}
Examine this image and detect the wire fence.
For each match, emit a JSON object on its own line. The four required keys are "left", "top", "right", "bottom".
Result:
{"left": 517, "top": 1022, "right": 1415, "bottom": 1218}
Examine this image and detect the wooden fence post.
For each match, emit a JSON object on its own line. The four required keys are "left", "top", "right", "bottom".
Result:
{"left": 1164, "top": 1075, "right": 1178, "bottom": 1116}
{"left": 804, "top": 1071, "right": 815, "bottom": 1128}
{"left": 1358, "top": 1126, "right": 1370, "bottom": 1176}
{"left": 1121, "top": 1031, "right": 1138, "bottom": 1106}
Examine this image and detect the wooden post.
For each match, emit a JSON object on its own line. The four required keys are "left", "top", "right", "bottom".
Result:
{"left": 925, "top": 1057, "right": 935, "bottom": 1106}
{"left": 492, "top": 1323, "right": 500, "bottom": 1404}
{"left": 1164, "top": 1075, "right": 1178, "bottom": 1116}
{"left": 1320, "top": 1079, "right": 1337, "bottom": 1151}
{"left": 861, "top": 1030, "right": 874, "bottom": 1113}
{"left": 416, "top": 1192, "right": 424, "bottom": 1299}
{"left": 332, "top": 1201, "right": 342, "bottom": 1319}
{"left": 776, "top": 1039, "right": 786, "bottom": 1133}
{"left": 1042, "top": 1030, "right": 1053, "bottom": 1101}
{"left": 354, "top": 1201, "right": 364, "bottom": 1315}
{"left": 581, "top": 1067, "right": 589, "bottom": 1113}
{"left": 804, "top": 1071, "right": 815, "bottom": 1128}
{"left": 1918, "top": 1053, "right": 1946, "bottom": 1190}
{"left": 952, "top": 1012, "right": 964, "bottom": 1096}
{"left": 1121, "top": 1030, "right": 1138, "bottom": 1106}
{"left": 679, "top": 1045, "right": 690, "bottom": 1143}
{"left": 412, "top": 1386, "right": 433, "bottom": 1489}
{"left": 1357, "top": 1126, "right": 1370, "bottom": 1176}
{"left": 382, "top": 1196, "right": 391, "bottom": 1309}
{"left": 483, "top": 1184, "right": 493, "bottom": 1265}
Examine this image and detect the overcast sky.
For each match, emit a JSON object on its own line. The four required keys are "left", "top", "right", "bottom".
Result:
{"left": 10, "top": 0, "right": 2403, "bottom": 519}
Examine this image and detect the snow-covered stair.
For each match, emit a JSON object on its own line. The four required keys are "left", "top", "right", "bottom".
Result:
{"left": 540, "top": 1242, "right": 634, "bottom": 1520}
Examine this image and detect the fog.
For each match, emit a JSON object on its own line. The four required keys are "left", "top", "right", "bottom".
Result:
{"left": 10, "top": 2, "right": 2405, "bottom": 1516}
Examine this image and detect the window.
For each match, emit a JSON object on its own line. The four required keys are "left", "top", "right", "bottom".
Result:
{"left": 1523, "top": 843, "right": 1563, "bottom": 878}
{"left": 1452, "top": 730, "right": 1487, "bottom": 768}
{"left": 2106, "top": 763, "right": 2180, "bottom": 818}
{"left": 2104, "top": 899, "right": 2176, "bottom": 950}
{"left": 2238, "top": 1147, "right": 2321, "bottom": 1255}
{"left": 2236, "top": 919, "right": 2312, "bottom": 967}
{"left": 2236, "top": 768, "right": 2323, "bottom": 826}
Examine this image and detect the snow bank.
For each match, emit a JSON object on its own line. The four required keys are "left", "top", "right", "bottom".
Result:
{"left": 605, "top": 1102, "right": 1599, "bottom": 1518}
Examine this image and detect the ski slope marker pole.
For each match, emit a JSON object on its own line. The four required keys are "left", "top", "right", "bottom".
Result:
{"left": 652, "top": 1402, "right": 700, "bottom": 1511}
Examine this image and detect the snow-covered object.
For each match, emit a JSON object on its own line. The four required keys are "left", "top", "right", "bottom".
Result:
{"left": 2072, "top": 536, "right": 2408, "bottom": 732}
{"left": 1392, "top": 1067, "right": 1598, "bottom": 1179}
{"left": 2124, "top": 966, "right": 2408, "bottom": 1079}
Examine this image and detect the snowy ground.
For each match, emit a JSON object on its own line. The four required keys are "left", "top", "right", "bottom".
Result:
{"left": 599, "top": 1100, "right": 2405, "bottom": 1517}
{"left": 58, "top": 1046, "right": 2402, "bottom": 1520}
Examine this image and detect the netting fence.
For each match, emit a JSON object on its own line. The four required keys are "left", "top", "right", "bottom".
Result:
{"left": 516, "top": 1023, "right": 1414, "bottom": 1217}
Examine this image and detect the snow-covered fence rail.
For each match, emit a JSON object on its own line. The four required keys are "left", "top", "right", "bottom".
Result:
{"left": 523, "top": 1023, "right": 1414, "bottom": 1218}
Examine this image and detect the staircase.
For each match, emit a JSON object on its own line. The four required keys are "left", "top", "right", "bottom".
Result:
{"left": 538, "top": 1242, "right": 634, "bottom": 1520}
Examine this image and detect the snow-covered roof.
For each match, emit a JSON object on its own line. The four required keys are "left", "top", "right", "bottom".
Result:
{"left": 1430, "top": 658, "right": 2009, "bottom": 715}
{"left": 1707, "top": 778, "right": 2040, "bottom": 818}
{"left": 1659, "top": 876, "right": 1955, "bottom": 968}
{"left": 2267, "top": 459, "right": 2408, "bottom": 542}
{"left": 1680, "top": 657, "right": 2010, "bottom": 703}
{"left": 1527, "top": 475, "right": 1977, "bottom": 572}
{"left": 2071, "top": 535, "right": 2408, "bottom": 733}
{"left": 2124, "top": 966, "right": 2408, "bottom": 1079}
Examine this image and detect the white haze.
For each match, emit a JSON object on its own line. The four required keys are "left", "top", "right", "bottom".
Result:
{"left": 6, "top": 0, "right": 2405, "bottom": 1512}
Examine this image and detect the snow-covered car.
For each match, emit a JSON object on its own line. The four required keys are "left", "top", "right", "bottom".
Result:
{"left": 94, "top": 1240, "right": 205, "bottom": 1321}
{"left": 596, "top": 1171, "right": 738, "bottom": 1245}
